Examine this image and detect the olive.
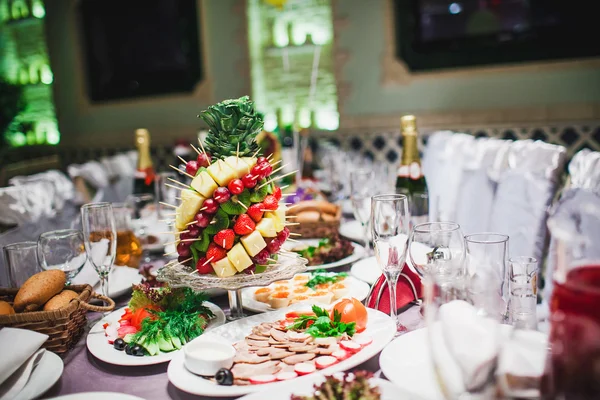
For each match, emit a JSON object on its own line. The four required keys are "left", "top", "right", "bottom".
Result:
{"left": 125, "top": 344, "right": 134, "bottom": 355}
{"left": 113, "top": 338, "right": 126, "bottom": 351}
{"left": 131, "top": 345, "right": 145, "bottom": 357}
{"left": 215, "top": 368, "right": 233, "bottom": 386}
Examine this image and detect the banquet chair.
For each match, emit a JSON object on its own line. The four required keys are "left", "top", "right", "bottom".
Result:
{"left": 67, "top": 160, "right": 110, "bottom": 204}
{"left": 9, "top": 170, "right": 75, "bottom": 211}
{"left": 543, "top": 149, "right": 600, "bottom": 302}
{"left": 487, "top": 140, "right": 567, "bottom": 268}
{"left": 100, "top": 153, "right": 136, "bottom": 203}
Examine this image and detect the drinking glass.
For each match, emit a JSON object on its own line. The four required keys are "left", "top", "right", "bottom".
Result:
{"left": 156, "top": 172, "right": 178, "bottom": 219}
{"left": 507, "top": 256, "right": 538, "bottom": 330}
{"left": 112, "top": 204, "right": 142, "bottom": 268}
{"left": 465, "top": 233, "right": 509, "bottom": 320}
{"left": 350, "top": 169, "right": 376, "bottom": 255}
{"left": 126, "top": 193, "right": 156, "bottom": 246}
{"left": 425, "top": 272, "right": 503, "bottom": 399}
{"left": 371, "top": 194, "right": 410, "bottom": 334}
{"left": 37, "top": 229, "right": 87, "bottom": 285}
{"left": 81, "top": 202, "right": 117, "bottom": 299}
{"left": 2, "top": 242, "right": 40, "bottom": 287}
{"left": 409, "top": 222, "right": 465, "bottom": 280}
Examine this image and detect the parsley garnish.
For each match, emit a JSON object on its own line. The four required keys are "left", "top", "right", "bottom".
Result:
{"left": 286, "top": 305, "right": 356, "bottom": 338}
{"left": 305, "top": 270, "right": 348, "bottom": 289}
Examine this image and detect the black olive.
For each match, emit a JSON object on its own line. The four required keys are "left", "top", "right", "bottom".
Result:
{"left": 131, "top": 345, "right": 145, "bottom": 357}
{"left": 125, "top": 344, "right": 133, "bottom": 355}
{"left": 215, "top": 368, "right": 233, "bottom": 386}
{"left": 113, "top": 338, "right": 126, "bottom": 351}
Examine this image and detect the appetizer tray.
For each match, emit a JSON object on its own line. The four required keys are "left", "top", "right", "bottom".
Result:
{"left": 167, "top": 305, "right": 396, "bottom": 397}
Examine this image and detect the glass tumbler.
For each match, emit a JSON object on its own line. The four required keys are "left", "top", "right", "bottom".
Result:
{"left": 507, "top": 256, "right": 538, "bottom": 330}
{"left": 3, "top": 242, "right": 41, "bottom": 287}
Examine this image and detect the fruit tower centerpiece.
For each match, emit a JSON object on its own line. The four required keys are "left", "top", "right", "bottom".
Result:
{"left": 172, "top": 96, "right": 293, "bottom": 279}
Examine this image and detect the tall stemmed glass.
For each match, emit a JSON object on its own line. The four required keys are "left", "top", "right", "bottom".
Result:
{"left": 371, "top": 194, "right": 410, "bottom": 334}
{"left": 350, "top": 169, "right": 376, "bottom": 256}
{"left": 81, "top": 203, "right": 117, "bottom": 299}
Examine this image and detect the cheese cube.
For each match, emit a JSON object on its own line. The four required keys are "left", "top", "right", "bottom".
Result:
{"left": 265, "top": 204, "right": 286, "bottom": 232}
{"left": 174, "top": 206, "right": 186, "bottom": 231}
{"left": 255, "top": 217, "right": 277, "bottom": 237}
{"left": 227, "top": 243, "right": 253, "bottom": 272}
{"left": 180, "top": 189, "right": 205, "bottom": 224}
{"left": 212, "top": 257, "right": 237, "bottom": 278}
{"left": 191, "top": 171, "right": 218, "bottom": 198}
{"left": 241, "top": 157, "right": 257, "bottom": 170}
{"left": 207, "top": 159, "right": 237, "bottom": 187}
{"left": 240, "top": 230, "right": 267, "bottom": 257}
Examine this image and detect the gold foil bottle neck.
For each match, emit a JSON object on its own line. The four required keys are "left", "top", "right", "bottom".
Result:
{"left": 135, "top": 128, "right": 150, "bottom": 147}
{"left": 400, "top": 115, "right": 417, "bottom": 136}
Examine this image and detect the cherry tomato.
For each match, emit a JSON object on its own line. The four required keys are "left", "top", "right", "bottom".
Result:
{"left": 331, "top": 298, "right": 368, "bottom": 333}
{"left": 242, "top": 173, "right": 257, "bottom": 189}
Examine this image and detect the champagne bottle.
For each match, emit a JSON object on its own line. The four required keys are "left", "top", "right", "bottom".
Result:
{"left": 395, "top": 115, "right": 427, "bottom": 194}
{"left": 133, "top": 128, "right": 155, "bottom": 194}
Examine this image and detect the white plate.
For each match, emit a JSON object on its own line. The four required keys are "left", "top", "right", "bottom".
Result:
{"left": 339, "top": 220, "right": 369, "bottom": 243}
{"left": 93, "top": 266, "right": 142, "bottom": 299}
{"left": 379, "top": 326, "right": 548, "bottom": 400}
{"left": 239, "top": 376, "right": 424, "bottom": 400}
{"left": 87, "top": 302, "right": 226, "bottom": 366}
{"left": 11, "top": 350, "right": 63, "bottom": 400}
{"left": 48, "top": 393, "right": 145, "bottom": 400}
{"left": 350, "top": 241, "right": 432, "bottom": 285}
{"left": 241, "top": 275, "right": 371, "bottom": 313}
{"left": 167, "top": 306, "right": 396, "bottom": 397}
{"left": 282, "top": 239, "right": 365, "bottom": 271}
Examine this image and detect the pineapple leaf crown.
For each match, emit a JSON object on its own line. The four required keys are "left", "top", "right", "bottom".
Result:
{"left": 198, "top": 96, "right": 264, "bottom": 159}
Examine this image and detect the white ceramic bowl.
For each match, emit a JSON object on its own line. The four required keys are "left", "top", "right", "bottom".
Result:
{"left": 183, "top": 338, "right": 235, "bottom": 376}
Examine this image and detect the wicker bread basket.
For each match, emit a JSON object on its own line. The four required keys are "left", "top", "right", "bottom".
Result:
{"left": 0, "top": 284, "right": 115, "bottom": 354}
{"left": 287, "top": 200, "right": 341, "bottom": 238}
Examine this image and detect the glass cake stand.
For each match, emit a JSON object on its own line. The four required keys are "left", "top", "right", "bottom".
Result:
{"left": 157, "top": 251, "right": 307, "bottom": 320}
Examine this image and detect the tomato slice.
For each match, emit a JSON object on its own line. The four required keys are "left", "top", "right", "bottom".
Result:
{"left": 285, "top": 311, "right": 315, "bottom": 319}
{"left": 130, "top": 305, "right": 160, "bottom": 330}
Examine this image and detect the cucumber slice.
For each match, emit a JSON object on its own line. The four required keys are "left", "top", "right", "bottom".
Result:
{"left": 158, "top": 335, "right": 175, "bottom": 352}
{"left": 123, "top": 333, "right": 135, "bottom": 344}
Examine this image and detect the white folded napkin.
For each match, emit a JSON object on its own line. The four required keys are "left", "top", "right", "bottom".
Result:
{"left": 0, "top": 348, "right": 46, "bottom": 400}
{"left": 0, "top": 328, "right": 48, "bottom": 389}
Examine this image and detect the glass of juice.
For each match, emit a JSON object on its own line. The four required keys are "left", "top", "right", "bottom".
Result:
{"left": 112, "top": 204, "right": 143, "bottom": 269}
{"left": 543, "top": 191, "right": 600, "bottom": 398}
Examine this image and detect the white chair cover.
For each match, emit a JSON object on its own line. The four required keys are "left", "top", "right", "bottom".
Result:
{"left": 488, "top": 140, "right": 567, "bottom": 266}
{"left": 9, "top": 170, "right": 75, "bottom": 210}
{"left": 423, "top": 132, "right": 474, "bottom": 221}
{"left": 567, "top": 149, "right": 600, "bottom": 194}
{"left": 67, "top": 161, "right": 110, "bottom": 203}
{"left": 453, "top": 138, "right": 511, "bottom": 235}
{"left": 0, "top": 182, "right": 55, "bottom": 225}
{"left": 102, "top": 153, "right": 136, "bottom": 202}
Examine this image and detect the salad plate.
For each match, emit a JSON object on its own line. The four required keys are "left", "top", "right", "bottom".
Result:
{"left": 238, "top": 374, "right": 425, "bottom": 400}
{"left": 167, "top": 304, "right": 396, "bottom": 397}
{"left": 240, "top": 274, "right": 370, "bottom": 313}
{"left": 283, "top": 239, "right": 365, "bottom": 271}
{"left": 87, "top": 302, "right": 225, "bottom": 366}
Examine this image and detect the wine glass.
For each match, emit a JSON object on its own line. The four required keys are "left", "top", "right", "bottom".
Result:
{"left": 81, "top": 202, "right": 117, "bottom": 299}
{"left": 371, "top": 193, "right": 410, "bottom": 334}
{"left": 409, "top": 222, "right": 465, "bottom": 280}
{"left": 37, "top": 229, "right": 87, "bottom": 285}
{"left": 350, "top": 169, "right": 376, "bottom": 255}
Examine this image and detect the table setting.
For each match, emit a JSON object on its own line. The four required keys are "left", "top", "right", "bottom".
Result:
{"left": 0, "top": 96, "right": 599, "bottom": 400}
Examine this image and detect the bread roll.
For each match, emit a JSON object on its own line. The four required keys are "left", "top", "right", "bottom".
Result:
{"left": 13, "top": 270, "right": 66, "bottom": 312}
{"left": 43, "top": 290, "right": 79, "bottom": 311}
{"left": 0, "top": 301, "right": 15, "bottom": 315}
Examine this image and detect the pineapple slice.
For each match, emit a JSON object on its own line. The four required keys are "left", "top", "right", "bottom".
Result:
{"left": 255, "top": 217, "right": 277, "bottom": 237}
{"left": 174, "top": 206, "right": 186, "bottom": 231}
{"left": 180, "top": 189, "right": 205, "bottom": 224}
{"left": 224, "top": 156, "right": 252, "bottom": 179}
{"left": 207, "top": 159, "right": 237, "bottom": 187}
{"left": 240, "top": 230, "right": 267, "bottom": 256}
{"left": 265, "top": 204, "right": 286, "bottom": 232}
{"left": 227, "top": 243, "right": 253, "bottom": 272}
{"left": 212, "top": 257, "right": 238, "bottom": 278}
{"left": 191, "top": 171, "right": 218, "bottom": 198}
{"left": 241, "top": 157, "right": 258, "bottom": 170}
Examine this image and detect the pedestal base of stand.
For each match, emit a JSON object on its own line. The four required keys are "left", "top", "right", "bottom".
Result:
{"left": 227, "top": 289, "right": 246, "bottom": 321}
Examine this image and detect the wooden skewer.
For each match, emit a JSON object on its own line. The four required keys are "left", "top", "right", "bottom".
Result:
{"left": 189, "top": 256, "right": 214, "bottom": 275}
{"left": 166, "top": 257, "right": 192, "bottom": 267}
{"left": 251, "top": 149, "right": 261, "bottom": 158}
{"left": 287, "top": 238, "right": 300, "bottom": 243}
{"left": 257, "top": 170, "right": 297, "bottom": 190}
{"left": 190, "top": 144, "right": 201, "bottom": 155}
{"left": 270, "top": 159, "right": 282, "bottom": 167}
{"left": 186, "top": 220, "right": 198, "bottom": 226}
{"left": 177, "top": 155, "right": 187, "bottom": 165}
{"left": 270, "top": 163, "right": 289, "bottom": 176}
{"left": 165, "top": 183, "right": 184, "bottom": 192}
{"left": 279, "top": 184, "right": 290, "bottom": 191}
{"left": 285, "top": 215, "right": 298, "bottom": 219}
{"left": 266, "top": 153, "right": 273, "bottom": 160}
{"left": 197, "top": 139, "right": 211, "bottom": 165}
{"left": 155, "top": 230, "right": 188, "bottom": 235}
{"left": 236, "top": 201, "right": 248, "bottom": 210}
{"left": 170, "top": 164, "right": 195, "bottom": 179}
{"left": 289, "top": 232, "right": 302, "bottom": 236}
{"left": 267, "top": 258, "right": 278, "bottom": 262}
{"left": 164, "top": 238, "right": 200, "bottom": 247}
{"left": 284, "top": 222, "right": 300, "bottom": 226}
{"left": 159, "top": 201, "right": 178, "bottom": 209}
{"left": 236, "top": 143, "right": 240, "bottom": 161}
{"left": 281, "top": 193, "right": 295, "bottom": 197}
{"left": 168, "top": 177, "right": 190, "bottom": 189}
{"left": 287, "top": 203, "right": 301, "bottom": 210}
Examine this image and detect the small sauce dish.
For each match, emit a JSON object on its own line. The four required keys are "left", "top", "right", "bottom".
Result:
{"left": 183, "top": 338, "right": 235, "bottom": 376}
